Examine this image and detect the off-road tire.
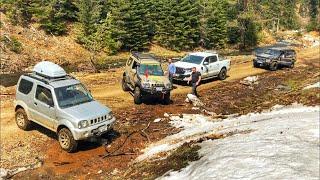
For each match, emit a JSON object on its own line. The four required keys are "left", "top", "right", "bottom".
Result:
{"left": 218, "top": 68, "right": 227, "bottom": 80}
{"left": 253, "top": 62, "right": 258, "bottom": 68}
{"left": 122, "top": 76, "right": 130, "bottom": 91}
{"left": 15, "top": 108, "right": 31, "bottom": 130}
{"left": 134, "top": 86, "right": 142, "bottom": 104}
{"left": 163, "top": 93, "right": 171, "bottom": 105}
{"left": 269, "top": 62, "right": 278, "bottom": 71}
{"left": 58, "top": 128, "right": 78, "bottom": 153}
{"left": 289, "top": 62, "right": 295, "bottom": 68}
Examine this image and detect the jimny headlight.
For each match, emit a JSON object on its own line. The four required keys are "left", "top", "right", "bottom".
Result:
{"left": 78, "top": 120, "right": 89, "bottom": 129}
{"left": 142, "top": 82, "right": 151, "bottom": 88}
{"left": 265, "top": 59, "right": 271, "bottom": 63}
{"left": 165, "top": 83, "right": 172, "bottom": 89}
{"left": 107, "top": 112, "right": 113, "bottom": 120}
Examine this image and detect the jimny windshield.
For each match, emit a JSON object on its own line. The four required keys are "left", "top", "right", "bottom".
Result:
{"left": 55, "top": 83, "right": 93, "bottom": 108}
{"left": 138, "top": 64, "right": 164, "bottom": 76}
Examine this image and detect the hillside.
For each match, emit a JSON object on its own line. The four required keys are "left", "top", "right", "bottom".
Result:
{"left": 0, "top": 12, "right": 93, "bottom": 73}
{"left": 0, "top": 12, "right": 187, "bottom": 74}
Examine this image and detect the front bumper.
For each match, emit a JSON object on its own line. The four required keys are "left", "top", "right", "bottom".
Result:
{"left": 142, "top": 87, "right": 171, "bottom": 95}
{"left": 253, "top": 59, "right": 270, "bottom": 67}
{"left": 173, "top": 73, "right": 191, "bottom": 81}
{"left": 72, "top": 117, "right": 116, "bottom": 140}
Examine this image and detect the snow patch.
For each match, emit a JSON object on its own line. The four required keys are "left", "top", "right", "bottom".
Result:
{"left": 158, "top": 105, "right": 320, "bottom": 180}
{"left": 135, "top": 104, "right": 319, "bottom": 173}
{"left": 154, "top": 118, "right": 162, "bottom": 123}
{"left": 303, "top": 82, "right": 320, "bottom": 90}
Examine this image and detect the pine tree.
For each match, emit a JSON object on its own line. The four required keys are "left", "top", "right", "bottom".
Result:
{"left": 75, "top": 0, "right": 102, "bottom": 51}
{"left": 282, "top": 0, "right": 299, "bottom": 29}
{"left": 99, "top": 0, "right": 151, "bottom": 52}
{"left": 237, "top": 1, "right": 259, "bottom": 49}
{"left": 307, "top": 0, "right": 320, "bottom": 31}
{"left": 200, "top": 0, "right": 228, "bottom": 49}
{"left": 76, "top": 0, "right": 101, "bottom": 36}
{"left": 155, "top": 0, "right": 200, "bottom": 51}
{"left": 3, "top": 0, "right": 35, "bottom": 27}
{"left": 37, "top": 0, "right": 77, "bottom": 35}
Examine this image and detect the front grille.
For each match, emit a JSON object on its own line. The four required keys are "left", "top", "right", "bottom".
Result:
{"left": 257, "top": 57, "right": 266, "bottom": 61}
{"left": 151, "top": 83, "right": 164, "bottom": 87}
{"left": 176, "top": 67, "right": 185, "bottom": 74}
{"left": 90, "top": 114, "right": 108, "bottom": 126}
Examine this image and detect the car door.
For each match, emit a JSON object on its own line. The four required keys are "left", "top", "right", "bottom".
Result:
{"left": 125, "top": 57, "right": 133, "bottom": 81}
{"left": 33, "top": 84, "right": 56, "bottom": 129}
{"left": 201, "top": 57, "right": 210, "bottom": 78}
{"left": 129, "top": 60, "right": 139, "bottom": 85}
{"left": 282, "top": 50, "right": 295, "bottom": 66}
{"left": 209, "top": 55, "right": 220, "bottom": 76}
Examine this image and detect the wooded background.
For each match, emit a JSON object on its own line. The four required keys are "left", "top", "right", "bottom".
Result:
{"left": 0, "top": 0, "right": 319, "bottom": 54}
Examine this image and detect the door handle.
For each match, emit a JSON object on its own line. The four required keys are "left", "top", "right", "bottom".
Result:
{"left": 34, "top": 102, "right": 38, "bottom": 106}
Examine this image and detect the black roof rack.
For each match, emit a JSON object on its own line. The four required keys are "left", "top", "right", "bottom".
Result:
{"left": 25, "top": 73, "right": 75, "bottom": 85}
{"left": 131, "top": 51, "right": 157, "bottom": 60}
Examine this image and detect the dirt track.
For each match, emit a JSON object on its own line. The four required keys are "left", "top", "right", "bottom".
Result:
{"left": 1, "top": 47, "right": 319, "bottom": 179}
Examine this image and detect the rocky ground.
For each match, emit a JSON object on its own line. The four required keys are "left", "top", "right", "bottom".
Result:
{"left": 0, "top": 44, "right": 319, "bottom": 179}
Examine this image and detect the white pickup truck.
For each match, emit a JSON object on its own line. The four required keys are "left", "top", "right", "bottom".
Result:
{"left": 173, "top": 52, "right": 231, "bottom": 81}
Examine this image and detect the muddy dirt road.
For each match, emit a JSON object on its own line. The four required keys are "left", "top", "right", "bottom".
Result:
{"left": 1, "top": 47, "right": 319, "bottom": 179}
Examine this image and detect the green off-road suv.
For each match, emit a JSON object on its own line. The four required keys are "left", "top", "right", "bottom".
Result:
{"left": 122, "top": 52, "right": 172, "bottom": 104}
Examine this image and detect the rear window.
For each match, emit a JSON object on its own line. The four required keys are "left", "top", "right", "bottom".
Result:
{"left": 18, "top": 79, "right": 33, "bottom": 95}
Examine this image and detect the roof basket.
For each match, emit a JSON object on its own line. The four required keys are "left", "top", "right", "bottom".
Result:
{"left": 131, "top": 51, "right": 157, "bottom": 60}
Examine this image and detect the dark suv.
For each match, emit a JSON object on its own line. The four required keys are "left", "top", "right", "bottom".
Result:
{"left": 253, "top": 47, "right": 296, "bottom": 71}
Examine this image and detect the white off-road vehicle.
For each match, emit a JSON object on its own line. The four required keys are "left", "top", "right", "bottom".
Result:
{"left": 173, "top": 52, "right": 231, "bottom": 81}
{"left": 14, "top": 61, "right": 115, "bottom": 152}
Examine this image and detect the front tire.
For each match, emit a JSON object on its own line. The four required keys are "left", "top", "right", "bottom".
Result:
{"left": 134, "top": 86, "right": 142, "bottom": 104}
{"left": 218, "top": 68, "right": 227, "bottom": 80}
{"left": 269, "top": 62, "right": 278, "bottom": 71}
{"left": 122, "top": 76, "right": 130, "bottom": 91}
{"left": 289, "top": 62, "right": 295, "bottom": 68}
{"left": 163, "top": 92, "right": 171, "bottom": 105}
{"left": 58, "top": 128, "right": 78, "bottom": 153}
{"left": 15, "top": 108, "right": 31, "bottom": 130}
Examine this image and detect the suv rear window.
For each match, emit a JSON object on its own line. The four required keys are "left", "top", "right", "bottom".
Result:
{"left": 18, "top": 79, "right": 33, "bottom": 94}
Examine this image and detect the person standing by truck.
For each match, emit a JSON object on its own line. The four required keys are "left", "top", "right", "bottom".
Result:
{"left": 187, "top": 67, "right": 201, "bottom": 96}
{"left": 168, "top": 58, "right": 176, "bottom": 83}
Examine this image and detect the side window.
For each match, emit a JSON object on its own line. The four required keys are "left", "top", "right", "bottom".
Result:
{"left": 18, "top": 79, "right": 34, "bottom": 95}
{"left": 286, "top": 51, "right": 295, "bottom": 58}
{"left": 127, "top": 57, "right": 133, "bottom": 66}
{"left": 132, "top": 61, "right": 138, "bottom": 69}
{"left": 35, "top": 85, "right": 53, "bottom": 106}
{"left": 209, "top": 56, "right": 218, "bottom": 63}
{"left": 203, "top": 57, "right": 209, "bottom": 64}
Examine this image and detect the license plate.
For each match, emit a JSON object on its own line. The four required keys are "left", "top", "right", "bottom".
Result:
{"left": 98, "top": 125, "right": 107, "bottom": 132}
{"left": 156, "top": 87, "right": 163, "bottom": 91}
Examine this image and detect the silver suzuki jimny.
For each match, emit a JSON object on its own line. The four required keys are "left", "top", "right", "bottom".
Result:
{"left": 14, "top": 61, "right": 115, "bottom": 152}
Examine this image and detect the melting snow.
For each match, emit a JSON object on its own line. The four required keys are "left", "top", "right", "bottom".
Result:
{"left": 303, "top": 82, "right": 320, "bottom": 90}
{"left": 156, "top": 104, "right": 320, "bottom": 180}
{"left": 134, "top": 104, "right": 319, "bottom": 179}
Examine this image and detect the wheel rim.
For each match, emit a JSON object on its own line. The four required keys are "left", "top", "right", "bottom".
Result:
{"left": 135, "top": 88, "right": 140, "bottom": 96}
{"left": 122, "top": 80, "right": 125, "bottom": 88}
{"left": 221, "top": 70, "right": 226, "bottom": 79}
{"left": 59, "top": 131, "right": 70, "bottom": 149}
{"left": 16, "top": 113, "right": 25, "bottom": 127}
